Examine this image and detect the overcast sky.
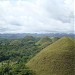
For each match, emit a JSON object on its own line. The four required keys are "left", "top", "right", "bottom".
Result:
{"left": 0, "top": 0, "right": 74, "bottom": 33}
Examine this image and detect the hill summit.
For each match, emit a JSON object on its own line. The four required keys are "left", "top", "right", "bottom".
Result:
{"left": 26, "top": 37, "right": 75, "bottom": 75}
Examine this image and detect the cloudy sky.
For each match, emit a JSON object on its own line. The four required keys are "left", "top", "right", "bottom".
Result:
{"left": 0, "top": 0, "right": 74, "bottom": 33}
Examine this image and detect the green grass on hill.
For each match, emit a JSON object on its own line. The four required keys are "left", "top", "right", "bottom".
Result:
{"left": 26, "top": 37, "right": 75, "bottom": 75}
{"left": 36, "top": 36, "right": 52, "bottom": 48}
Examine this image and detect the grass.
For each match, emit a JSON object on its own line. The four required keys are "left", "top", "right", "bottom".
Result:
{"left": 26, "top": 36, "right": 75, "bottom": 75}
{"left": 36, "top": 36, "right": 52, "bottom": 48}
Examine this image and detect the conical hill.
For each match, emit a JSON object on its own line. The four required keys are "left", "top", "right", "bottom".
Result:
{"left": 26, "top": 37, "right": 75, "bottom": 75}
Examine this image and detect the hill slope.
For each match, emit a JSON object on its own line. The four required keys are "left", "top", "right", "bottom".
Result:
{"left": 26, "top": 37, "right": 75, "bottom": 75}
{"left": 36, "top": 36, "right": 52, "bottom": 48}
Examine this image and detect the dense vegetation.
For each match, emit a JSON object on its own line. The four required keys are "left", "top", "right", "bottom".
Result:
{"left": 0, "top": 36, "right": 59, "bottom": 75}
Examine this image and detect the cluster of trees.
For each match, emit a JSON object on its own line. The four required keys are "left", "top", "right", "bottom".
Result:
{"left": 0, "top": 36, "right": 59, "bottom": 75}
{"left": 0, "top": 36, "right": 40, "bottom": 62}
{"left": 0, "top": 62, "right": 34, "bottom": 75}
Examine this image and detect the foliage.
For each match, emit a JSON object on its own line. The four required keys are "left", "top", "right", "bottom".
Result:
{"left": 0, "top": 62, "right": 34, "bottom": 75}
{"left": 0, "top": 36, "right": 60, "bottom": 75}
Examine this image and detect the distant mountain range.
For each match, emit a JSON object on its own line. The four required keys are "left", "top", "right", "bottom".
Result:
{"left": 0, "top": 33, "right": 74, "bottom": 39}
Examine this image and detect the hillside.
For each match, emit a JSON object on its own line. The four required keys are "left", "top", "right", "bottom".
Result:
{"left": 26, "top": 37, "right": 75, "bottom": 75}
{"left": 9, "top": 40, "right": 22, "bottom": 46}
{"left": 36, "top": 36, "right": 52, "bottom": 48}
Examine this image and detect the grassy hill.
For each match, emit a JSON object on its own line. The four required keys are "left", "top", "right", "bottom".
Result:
{"left": 26, "top": 37, "right": 75, "bottom": 75}
{"left": 36, "top": 36, "right": 52, "bottom": 48}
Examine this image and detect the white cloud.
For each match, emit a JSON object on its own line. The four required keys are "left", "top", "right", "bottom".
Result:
{"left": 0, "top": 0, "right": 74, "bottom": 33}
